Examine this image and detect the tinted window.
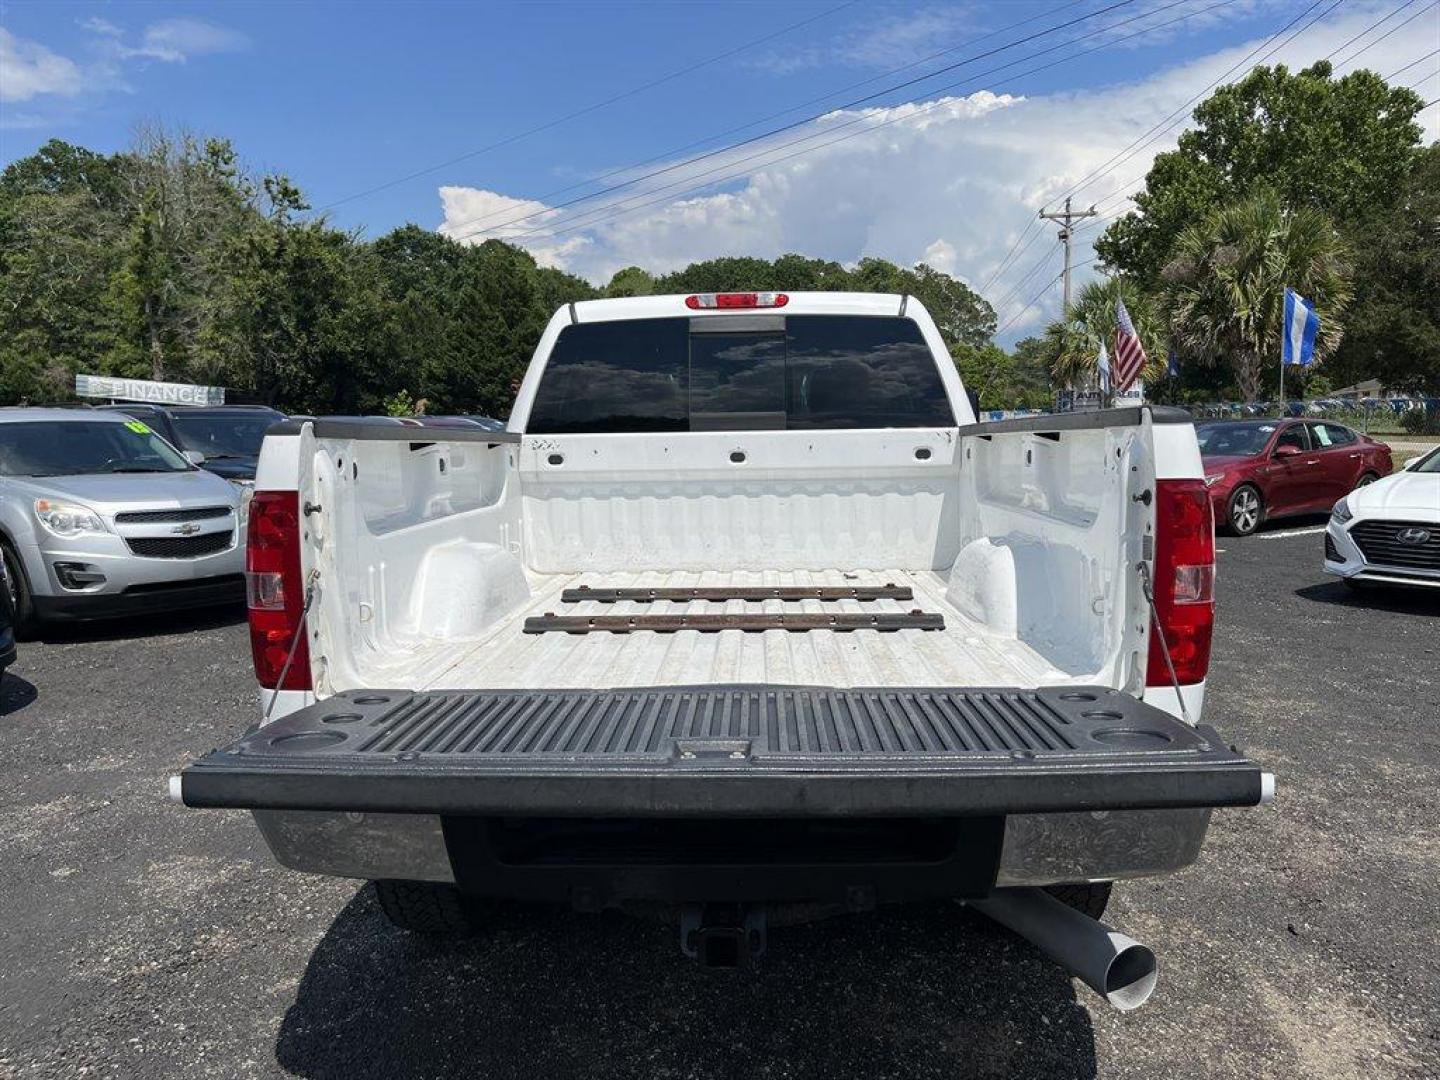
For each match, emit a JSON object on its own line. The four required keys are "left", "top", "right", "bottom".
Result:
{"left": 785, "top": 316, "right": 953, "bottom": 429}
{"left": 689, "top": 330, "right": 788, "bottom": 431}
{"left": 1275, "top": 424, "right": 1309, "bottom": 452}
{"left": 528, "top": 318, "right": 688, "bottom": 433}
{"left": 171, "top": 412, "right": 283, "bottom": 458}
{"left": 1196, "top": 422, "right": 1277, "bottom": 456}
{"left": 1309, "top": 422, "right": 1355, "bottom": 448}
{"left": 527, "top": 315, "right": 952, "bottom": 433}
{"left": 0, "top": 421, "right": 191, "bottom": 477}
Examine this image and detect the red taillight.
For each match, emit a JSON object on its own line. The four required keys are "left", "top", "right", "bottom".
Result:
{"left": 1146, "top": 479, "right": 1216, "bottom": 687}
{"left": 246, "top": 490, "right": 310, "bottom": 691}
{"left": 685, "top": 292, "right": 789, "bottom": 309}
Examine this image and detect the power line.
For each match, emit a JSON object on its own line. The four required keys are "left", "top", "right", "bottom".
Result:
{"left": 503, "top": 0, "right": 1239, "bottom": 245}
{"left": 996, "top": 267, "right": 1064, "bottom": 336}
{"left": 411, "top": 1, "right": 1097, "bottom": 239}
{"left": 1085, "top": 0, "right": 1435, "bottom": 229}
{"left": 1082, "top": 0, "right": 1432, "bottom": 226}
{"left": 1383, "top": 47, "right": 1439, "bottom": 79}
{"left": 997, "top": 253, "right": 1102, "bottom": 338}
{"left": 976, "top": 0, "right": 1363, "bottom": 322}
{"left": 983, "top": 0, "right": 1334, "bottom": 299}
{"left": 1323, "top": 0, "right": 1421, "bottom": 62}
{"left": 980, "top": 222, "right": 1047, "bottom": 293}
{"left": 990, "top": 236, "right": 1067, "bottom": 316}
{"left": 438, "top": 0, "right": 1150, "bottom": 242}
{"left": 1061, "top": 0, "right": 1342, "bottom": 207}
{"left": 316, "top": 0, "right": 863, "bottom": 212}
{"left": 1331, "top": 1, "right": 1438, "bottom": 68}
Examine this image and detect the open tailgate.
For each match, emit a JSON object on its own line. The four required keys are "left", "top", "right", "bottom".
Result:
{"left": 181, "top": 685, "right": 1265, "bottom": 816}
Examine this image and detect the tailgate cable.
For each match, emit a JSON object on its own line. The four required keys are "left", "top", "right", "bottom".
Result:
{"left": 1137, "top": 561, "right": 1193, "bottom": 726}
{"left": 264, "top": 569, "right": 321, "bottom": 724}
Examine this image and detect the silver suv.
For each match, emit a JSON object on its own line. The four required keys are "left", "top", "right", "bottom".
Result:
{"left": 0, "top": 409, "right": 244, "bottom": 630}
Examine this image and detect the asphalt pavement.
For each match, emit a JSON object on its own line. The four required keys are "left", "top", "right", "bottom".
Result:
{"left": 1, "top": 520, "right": 1436, "bottom": 1079}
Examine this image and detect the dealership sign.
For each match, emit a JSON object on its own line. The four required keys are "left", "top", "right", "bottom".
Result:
{"left": 74, "top": 374, "right": 225, "bottom": 406}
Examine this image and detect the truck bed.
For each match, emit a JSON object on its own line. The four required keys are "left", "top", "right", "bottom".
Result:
{"left": 371, "top": 569, "right": 1072, "bottom": 693}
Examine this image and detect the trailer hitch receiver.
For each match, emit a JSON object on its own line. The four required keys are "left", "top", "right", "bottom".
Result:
{"left": 681, "top": 904, "right": 767, "bottom": 968}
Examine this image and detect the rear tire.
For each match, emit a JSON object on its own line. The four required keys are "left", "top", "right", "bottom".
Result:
{"left": 373, "top": 879, "right": 481, "bottom": 936}
{"left": 1044, "top": 882, "right": 1113, "bottom": 921}
{"left": 1355, "top": 472, "right": 1379, "bottom": 488}
{"left": 1225, "top": 484, "right": 1263, "bottom": 536}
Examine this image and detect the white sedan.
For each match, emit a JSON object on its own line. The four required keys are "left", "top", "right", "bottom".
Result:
{"left": 1325, "top": 446, "right": 1440, "bottom": 589}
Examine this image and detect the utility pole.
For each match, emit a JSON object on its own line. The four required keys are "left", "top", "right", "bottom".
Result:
{"left": 1039, "top": 196, "right": 1098, "bottom": 316}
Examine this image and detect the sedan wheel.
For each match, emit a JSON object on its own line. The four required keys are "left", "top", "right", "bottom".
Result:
{"left": 1228, "top": 486, "right": 1262, "bottom": 536}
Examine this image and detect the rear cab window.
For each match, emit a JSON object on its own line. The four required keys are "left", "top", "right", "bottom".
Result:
{"left": 526, "top": 315, "right": 954, "bottom": 433}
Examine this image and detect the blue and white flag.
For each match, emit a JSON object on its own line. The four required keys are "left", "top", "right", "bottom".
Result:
{"left": 1283, "top": 288, "right": 1319, "bottom": 367}
{"left": 1166, "top": 345, "right": 1181, "bottom": 378}
{"left": 1097, "top": 340, "right": 1111, "bottom": 393}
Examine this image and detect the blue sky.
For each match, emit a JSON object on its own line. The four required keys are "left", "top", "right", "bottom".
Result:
{"left": 3, "top": 1, "right": 1437, "bottom": 340}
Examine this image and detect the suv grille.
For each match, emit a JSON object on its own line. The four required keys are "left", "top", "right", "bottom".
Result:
{"left": 126, "top": 532, "right": 233, "bottom": 559}
{"left": 1349, "top": 520, "right": 1440, "bottom": 571}
{"left": 115, "top": 506, "right": 232, "bottom": 524}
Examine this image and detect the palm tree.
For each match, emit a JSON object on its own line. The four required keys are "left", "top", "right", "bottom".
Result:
{"left": 1042, "top": 276, "right": 1169, "bottom": 390}
{"left": 1162, "top": 190, "right": 1352, "bottom": 403}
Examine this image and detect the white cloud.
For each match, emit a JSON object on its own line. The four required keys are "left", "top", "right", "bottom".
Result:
{"left": 0, "top": 27, "right": 84, "bottom": 102}
{"left": 120, "top": 18, "right": 249, "bottom": 63}
{"left": 438, "top": 3, "right": 1435, "bottom": 340}
{"left": 0, "top": 18, "right": 249, "bottom": 126}
{"left": 749, "top": 4, "right": 981, "bottom": 74}
{"left": 921, "top": 238, "right": 958, "bottom": 276}
{"left": 79, "top": 17, "right": 124, "bottom": 39}
{"left": 436, "top": 186, "right": 593, "bottom": 270}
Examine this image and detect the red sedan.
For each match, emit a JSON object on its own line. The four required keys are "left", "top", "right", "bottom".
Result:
{"left": 1197, "top": 419, "right": 1393, "bottom": 535}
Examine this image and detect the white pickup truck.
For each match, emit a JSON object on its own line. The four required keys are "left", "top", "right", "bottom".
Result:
{"left": 179, "top": 291, "right": 1272, "bottom": 1008}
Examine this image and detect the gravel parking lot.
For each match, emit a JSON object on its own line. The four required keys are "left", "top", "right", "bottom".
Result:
{"left": 2, "top": 520, "right": 1436, "bottom": 1080}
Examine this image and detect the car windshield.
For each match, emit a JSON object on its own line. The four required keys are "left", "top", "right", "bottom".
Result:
{"left": 0, "top": 420, "right": 191, "bottom": 477}
{"left": 1196, "top": 422, "right": 1278, "bottom": 456}
{"left": 169, "top": 412, "right": 278, "bottom": 458}
{"left": 1413, "top": 448, "right": 1440, "bottom": 474}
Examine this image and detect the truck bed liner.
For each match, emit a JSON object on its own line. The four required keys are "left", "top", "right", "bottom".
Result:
{"left": 181, "top": 685, "right": 1265, "bottom": 817}
{"left": 383, "top": 569, "right": 1070, "bottom": 692}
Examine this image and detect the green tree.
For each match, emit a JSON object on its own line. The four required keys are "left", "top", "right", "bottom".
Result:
{"left": 1330, "top": 144, "right": 1440, "bottom": 396}
{"left": 603, "top": 266, "right": 655, "bottom": 297}
{"left": 0, "top": 140, "right": 130, "bottom": 402}
{"left": 1008, "top": 336, "right": 1056, "bottom": 406}
{"left": 849, "top": 258, "right": 995, "bottom": 349}
{"left": 1162, "top": 191, "right": 1352, "bottom": 403}
{"left": 1039, "top": 276, "right": 1167, "bottom": 389}
{"left": 1096, "top": 63, "right": 1426, "bottom": 282}
{"left": 950, "top": 339, "right": 1053, "bottom": 410}
{"left": 107, "top": 128, "right": 254, "bottom": 381}
{"left": 220, "top": 176, "right": 394, "bottom": 412}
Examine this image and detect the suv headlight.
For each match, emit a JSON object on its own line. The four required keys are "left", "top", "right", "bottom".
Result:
{"left": 1330, "top": 497, "right": 1353, "bottom": 524}
{"left": 33, "top": 499, "right": 107, "bottom": 537}
{"left": 229, "top": 480, "right": 255, "bottom": 526}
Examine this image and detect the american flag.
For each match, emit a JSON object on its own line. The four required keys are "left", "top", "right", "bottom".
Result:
{"left": 1112, "top": 298, "right": 1147, "bottom": 393}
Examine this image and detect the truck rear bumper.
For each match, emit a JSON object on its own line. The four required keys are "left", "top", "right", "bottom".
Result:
{"left": 181, "top": 684, "right": 1266, "bottom": 816}
{"left": 251, "top": 805, "right": 1215, "bottom": 891}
